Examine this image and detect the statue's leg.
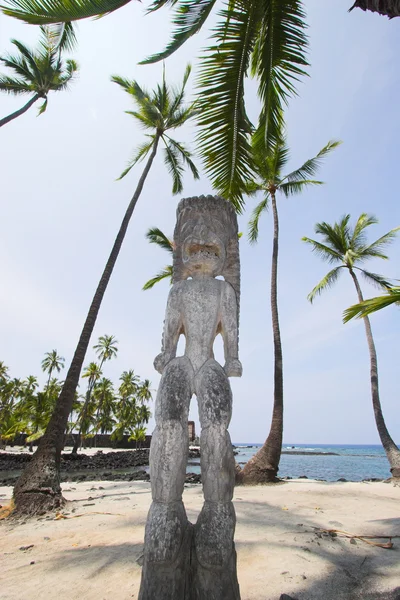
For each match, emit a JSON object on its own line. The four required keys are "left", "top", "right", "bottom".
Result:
{"left": 191, "top": 359, "right": 240, "bottom": 600}
{"left": 139, "top": 357, "right": 193, "bottom": 600}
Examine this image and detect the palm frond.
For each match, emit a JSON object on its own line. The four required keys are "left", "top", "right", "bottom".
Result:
{"left": 307, "top": 266, "right": 344, "bottom": 303}
{"left": 143, "top": 265, "right": 173, "bottom": 290}
{"left": 350, "top": 212, "right": 378, "bottom": 248}
{"left": 283, "top": 140, "right": 341, "bottom": 184}
{"left": 357, "top": 268, "right": 393, "bottom": 291}
{"left": 10, "top": 39, "right": 42, "bottom": 81}
{"left": 242, "top": 180, "right": 264, "bottom": 196}
{"left": 147, "top": 0, "right": 179, "bottom": 11}
{"left": 168, "top": 63, "right": 191, "bottom": 115}
{"left": 141, "top": 0, "right": 218, "bottom": 64}
{"left": 163, "top": 141, "right": 184, "bottom": 194}
{"left": 343, "top": 287, "right": 400, "bottom": 322}
{"left": 251, "top": 0, "right": 308, "bottom": 154}
{"left": 301, "top": 236, "right": 343, "bottom": 264}
{"left": 1, "top": 0, "right": 133, "bottom": 24}
{"left": 314, "top": 215, "right": 351, "bottom": 255}
{"left": 360, "top": 226, "right": 400, "bottom": 258}
{"left": 117, "top": 137, "right": 155, "bottom": 180}
{"left": 248, "top": 194, "right": 269, "bottom": 243}
{"left": 44, "top": 22, "right": 78, "bottom": 53}
{"left": 279, "top": 179, "right": 323, "bottom": 197}
{"left": 0, "top": 52, "right": 34, "bottom": 82}
{"left": 164, "top": 136, "right": 199, "bottom": 180}
{"left": 145, "top": 227, "right": 173, "bottom": 253}
{"left": 196, "top": 3, "right": 259, "bottom": 210}
{"left": 37, "top": 96, "right": 47, "bottom": 114}
{"left": 0, "top": 76, "right": 32, "bottom": 94}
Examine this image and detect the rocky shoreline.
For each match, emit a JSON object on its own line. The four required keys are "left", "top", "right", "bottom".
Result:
{"left": 0, "top": 449, "right": 202, "bottom": 486}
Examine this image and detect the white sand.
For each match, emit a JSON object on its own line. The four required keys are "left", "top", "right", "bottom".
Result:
{"left": 1, "top": 480, "right": 399, "bottom": 600}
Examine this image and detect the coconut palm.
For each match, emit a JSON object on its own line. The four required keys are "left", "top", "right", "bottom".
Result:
{"left": 303, "top": 214, "right": 400, "bottom": 477}
{"left": 13, "top": 66, "right": 199, "bottom": 515}
{"left": 41, "top": 349, "right": 65, "bottom": 390}
{"left": 0, "top": 26, "right": 78, "bottom": 128}
{"left": 344, "top": 285, "right": 400, "bottom": 321}
{"left": 234, "top": 134, "right": 339, "bottom": 485}
{"left": 92, "top": 377, "right": 115, "bottom": 436}
{"left": 72, "top": 361, "right": 103, "bottom": 453}
{"left": 138, "top": 379, "right": 153, "bottom": 404}
{"left": 143, "top": 227, "right": 173, "bottom": 290}
{"left": 1, "top": 0, "right": 309, "bottom": 207}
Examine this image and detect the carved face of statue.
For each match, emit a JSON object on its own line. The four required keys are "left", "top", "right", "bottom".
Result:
{"left": 182, "top": 220, "right": 226, "bottom": 277}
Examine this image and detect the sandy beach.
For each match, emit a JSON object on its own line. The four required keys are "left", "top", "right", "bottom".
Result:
{"left": 1, "top": 479, "right": 399, "bottom": 600}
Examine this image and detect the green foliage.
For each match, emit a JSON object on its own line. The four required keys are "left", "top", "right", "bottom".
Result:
{"left": 112, "top": 64, "right": 199, "bottom": 190}
{"left": 343, "top": 286, "right": 400, "bottom": 322}
{"left": 0, "top": 26, "right": 78, "bottom": 119}
{"left": 1, "top": 0, "right": 310, "bottom": 207}
{"left": 0, "top": 336, "right": 153, "bottom": 449}
{"left": 1, "top": 0, "right": 134, "bottom": 23}
{"left": 303, "top": 214, "right": 399, "bottom": 303}
{"left": 247, "top": 131, "right": 340, "bottom": 243}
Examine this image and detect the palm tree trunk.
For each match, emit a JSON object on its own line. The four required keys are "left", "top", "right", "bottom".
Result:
{"left": 0, "top": 94, "right": 40, "bottom": 128}
{"left": 349, "top": 270, "right": 400, "bottom": 478}
{"left": 237, "top": 192, "right": 283, "bottom": 484}
{"left": 350, "top": 0, "right": 400, "bottom": 18}
{"left": 13, "top": 135, "right": 161, "bottom": 515}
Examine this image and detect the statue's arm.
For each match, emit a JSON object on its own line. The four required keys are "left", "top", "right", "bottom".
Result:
{"left": 220, "top": 283, "right": 242, "bottom": 377}
{"left": 154, "top": 285, "right": 183, "bottom": 374}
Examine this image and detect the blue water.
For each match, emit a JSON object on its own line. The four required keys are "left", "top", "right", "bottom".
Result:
{"left": 189, "top": 444, "right": 393, "bottom": 482}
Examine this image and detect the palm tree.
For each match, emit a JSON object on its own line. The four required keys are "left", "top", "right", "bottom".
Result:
{"left": 344, "top": 285, "right": 400, "bottom": 321}
{"left": 72, "top": 361, "right": 103, "bottom": 453}
{"left": 349, "top": 1, "right": 400, "bottom": 18}
{"left": 41, "top": 350, "right": 65, "bottom": 390}
{"left": 0, "top": 361, "right": 9, "bottom": 380}
{"left": 92, "top": 377, "right": 115, "bottom": 436}
{"left": 1, "top": 0, "right": 309, "bottom": 208}
{"left": 142, "top": 227, "right": 173, "bottom": 290}
{"left": 138, "top": 379, "right": 153, "bottom": 404}
{"left": 93, "top": 334, "right": 118, "bottom": 367}
{"left": 0, "top": 26, "right": 78, "bottom": 128}
{"left": 303, "top": 214, "right": 400, "bottom": 478}
{"left": 73, "top": 338, "right": 117, "bottom": 451}
{"left": 235, "top": 134, "right": 339, "bottom": 485}
{"left": 13, "top": 66, "right": 199, "bottom": 515}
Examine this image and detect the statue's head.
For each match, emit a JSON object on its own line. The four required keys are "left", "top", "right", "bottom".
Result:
{"left": 173, "top": 195, "right": 240, "bottom": 309}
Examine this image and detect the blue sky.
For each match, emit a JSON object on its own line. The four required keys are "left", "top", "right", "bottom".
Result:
{"left": 0, "top": 1, "right": 399, "bottom": 445}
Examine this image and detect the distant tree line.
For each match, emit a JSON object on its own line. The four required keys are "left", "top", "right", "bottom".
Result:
{"left": 0, "top": 334, "right": 152, "bottom": 451}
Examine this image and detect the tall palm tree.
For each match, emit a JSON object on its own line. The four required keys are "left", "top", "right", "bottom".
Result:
{"left": 344, "top": 285, "right": 400, "bottom": 321}
{"left": 303, "top": 214, "right": 400, "bottom": 477}
{"left": 1, "top": 0, "right": 309, "bottom": 208}
{"left": 235, "top": 134, "right": 339, "bottom": 485}
{"left": 0, "top": 26, "right": 78, "bottom": 128}
{"left": 142, "top": 227, "right": 173, "bottom": 290}
{"left": 13, "top": 65, "right": 199, "bottom": 515}
{"left": 41, "top": 349, "right": 65, "bottom": 390}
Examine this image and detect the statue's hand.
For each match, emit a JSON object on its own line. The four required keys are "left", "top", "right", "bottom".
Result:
{"left": 224, "top": 358, "right": 243, "bottom": 378}
{"left": 154, "top": 352, "right": 173, "bottom": 374}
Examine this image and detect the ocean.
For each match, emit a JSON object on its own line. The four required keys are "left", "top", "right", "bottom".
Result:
{"left": 188, "top": 444, "right": 392, "bottom": 482}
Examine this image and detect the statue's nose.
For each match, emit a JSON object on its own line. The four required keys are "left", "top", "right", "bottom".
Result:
{"left": 191, "top": 220, "right": 209, "bottom": 240}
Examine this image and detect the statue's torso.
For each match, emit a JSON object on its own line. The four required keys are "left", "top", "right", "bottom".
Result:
{"left": 176, "top": 278, "right": 227, "bottom": 373}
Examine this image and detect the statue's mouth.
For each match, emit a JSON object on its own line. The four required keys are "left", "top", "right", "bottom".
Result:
{"left": 185, "top": 241, "right": 220, "bottom": 261}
